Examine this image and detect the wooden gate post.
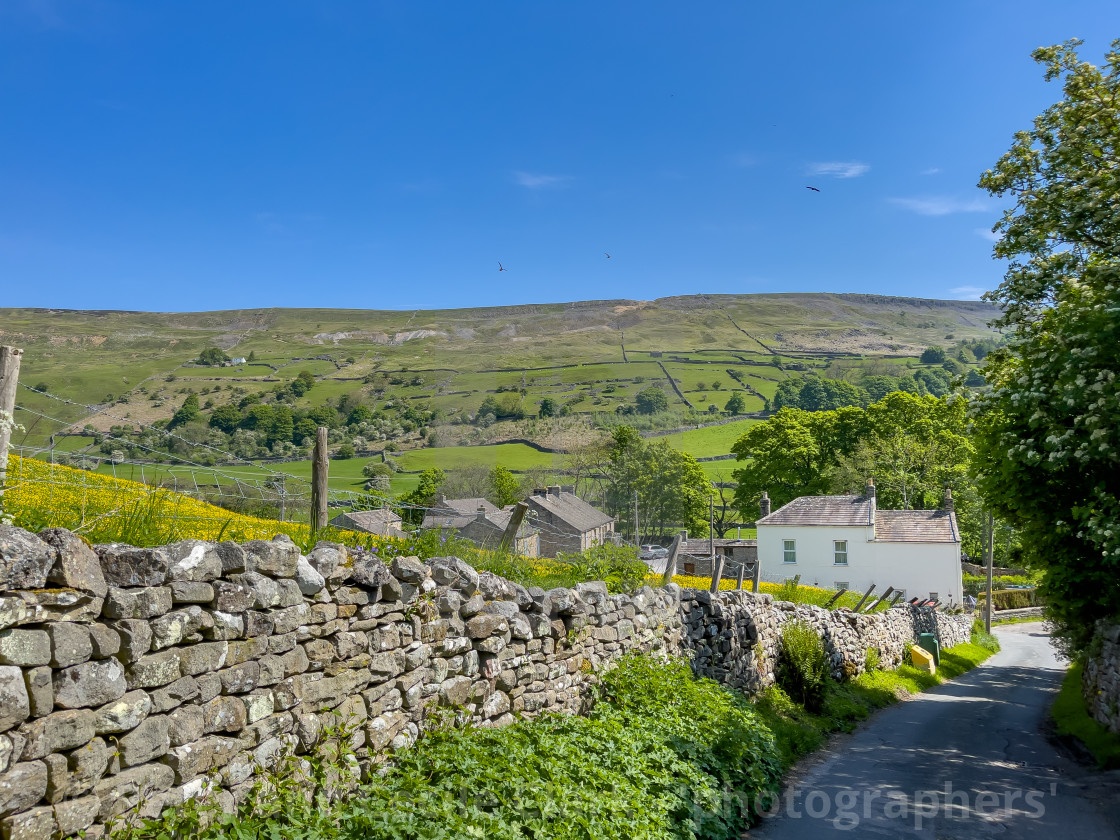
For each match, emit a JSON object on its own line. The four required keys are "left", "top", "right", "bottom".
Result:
{"left": 311, "top": 427, "right": 329, "bottom": 531}
{"left": 0, "top": 346, "right": 24, "bottom": 511}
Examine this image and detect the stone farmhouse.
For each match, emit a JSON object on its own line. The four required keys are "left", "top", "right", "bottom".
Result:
{"left": 329, "top": 508, "right": 404, "bottom": 538}
{"left": 524, "top": 486, "right": 615, "bottom": 558}
{"left": 755, "top": 481, "right": 963, "bottom": 606}
{"left": 422, "top": 496, "right": 540, "bottom": 557}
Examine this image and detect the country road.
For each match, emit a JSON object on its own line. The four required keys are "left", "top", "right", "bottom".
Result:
{"left": 749, "top": 623, "right": 1119, "bottom": 839}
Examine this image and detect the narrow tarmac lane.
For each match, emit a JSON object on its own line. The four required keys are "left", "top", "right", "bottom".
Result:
{"left": 749, "top": 623, "right": 1118, "bottom": 839}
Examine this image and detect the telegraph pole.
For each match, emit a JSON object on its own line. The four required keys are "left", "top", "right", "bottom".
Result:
{"left": 985, "top": 510, "right": 995, "bottom": 633}
{"left": 633, "top": 489, "right": 639, "bottom": 545}
{"left": 709, "top": 494, "right": 715, "bottom": 561}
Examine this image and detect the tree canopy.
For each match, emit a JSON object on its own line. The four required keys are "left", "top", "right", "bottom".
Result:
{"left": 972, "top": 39, "right": 1120, "bottom": 652}
{"left": 634, "top": 386, "right": 670, "bottom": 415}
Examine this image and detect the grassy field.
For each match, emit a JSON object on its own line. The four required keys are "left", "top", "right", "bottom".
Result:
{"left": 654, "top": 418, "right": 761, "bottom": 457}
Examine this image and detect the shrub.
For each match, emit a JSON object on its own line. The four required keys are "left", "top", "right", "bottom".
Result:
{"left": 556, "top": 543, "right": 649, "bottom": 594}
{"left": 778, "top": 620, "right": 829, "bottom": 712}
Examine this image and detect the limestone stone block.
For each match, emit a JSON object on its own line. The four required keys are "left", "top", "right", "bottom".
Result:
{"left": 243, "top": 536, "right": 300, "bottom": 578}
{"left": 95, "top": 544, "right": 171, "bottom": 587}
{"left": 125, "top": 650, "right": 181, "bottom": 690}
{"left": 293, "top": 556, "right": 325, "bottom": 596}
{"left": 169, "top": 581, "right": 214, "bottom": 604}
{"left": 348, "top": 553, "right": 391, "bottom": 589}
{"left": 219, "top": 661, "right": 260, "bottom": 695}
{"left": 52, "top": 793, "right": 99, "bottom": 836}
{"left": 214, "top": 541, "right": 248, "bottom": 574}
{"left": 93, "top": 762, "right": 174, "bottom": 819}
{"left": 161, "top": 736, "right": 239, "bottom": 784}
{"left": 92, "top": 689, "right": 151, "bottom": 734}
{"left": 275, "top": 579, "right": 303, "bottom": 608}
{"left": 20, "top": 709, "right": 95, "bottom": 759}
{"left": 64, "top": 736, "right": 108, "bottom": 796}
{"left": 306, "top": 543, "right": 346, "bottom": 579}
{"left": 202, "top": 696, "right": 246, "bottom": 734}
{"left": 52, "top": 658, "right": 126, "bottom": 709}
{"left": 438, "top": 676, "right": 472, "bottom": 707}
{"left": 87, "top": 623, "right": 120, "bottom": 659}
{"left": 211, "top": 579, "right": 256, "bottom": 613}
{"left": 150, "top": 608, "right": 205, "bottom": 651}
{"left": 116, "top": 714, "right": 169, "bottom": 768}
{"left": 149, "top": 676, "right": 199, "bottom": 713}
{"left": 167, "top": 705, "right": 205, "bottom": 747}
{"left": 0, "top": 526, "right": 56, "bottom": 591}
{"left": 46, "top": 622, "right": 92, "bottom": 668}
{"left": 0, "top": 761, "right": 47, "bottom": 817}
{"left": 0, "top": 805, "right": 56, "bottom": 840}
{"left": 429, "top": 557, "right": 479, "bottom": 595}
{"left": 0, "top": 630, "right": 50, "bottom": 667}
{"left": 22, "top": 669, "right": 51, "bottom": 719}
{"left": 196, "top": 673, "right": 222, "bottom": 703}
{"left": 39, "top": 528, "right": 107, "bottom": 598}
{"left": 110, "top": 619, "right": 152, "bottom": 663}
{"left": 177, "top": 641, "right": 229, "bottom": 676}
{"left": 165, "top": 540, "right": 222, "bottom": 582}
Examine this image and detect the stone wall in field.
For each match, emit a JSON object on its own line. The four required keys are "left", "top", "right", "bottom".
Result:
{"left": 1082, "top": 622, "right": 1120, "bottom": 735}
{"left": 679, "top": 588, "right": 973, "bottom": 694}
{"left": 0, "top": 525, "right": 682, "bottom": 839}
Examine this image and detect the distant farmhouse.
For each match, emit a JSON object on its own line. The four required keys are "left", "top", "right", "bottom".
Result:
{"left": 524, "top": 486, "right": 615, "bottom": 557}
{"left": 678, "top": 537, "right": 757, "bottom": 577}
{"left": 755, "top": 481, "right": 962, "bottom": 606}
{"left": 329, "top": 508, "right": 404, "bottom": 538}
{"left": 422, "top": 496, "right": 540, "bottom": 557}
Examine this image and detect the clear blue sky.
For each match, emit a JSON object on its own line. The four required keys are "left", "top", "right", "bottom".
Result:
{"left": 1, "top": 2, "right": 1117, "bottom": 312}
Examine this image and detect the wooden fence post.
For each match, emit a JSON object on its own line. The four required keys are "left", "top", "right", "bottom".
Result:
{"left": 659, "top": 533, "right": 683, "bottom": 587}
{"left": 708, "top": 556, "right": 725, "bottom": 594}
{"left": 499, "top": 502, "right": 528, "bottom": 553}
{"left": 735, "top": 564, "right": 745, "bottom": 590}
{"left": 0, "top": 346, "right": 23, "bottom": 512}
{"left": 865, "top": 586, "right": 895, "bottom": 613}
{"left": 853, "top": 584, "right": 877, "bottom": 612}
{"left": 311, "top": 427, "right": 329, "bottom": 531}
{"left": 752, "top": 558, "right": 762, "bottom": 593}
{"left": 825, "top": 588, "right": 848, "bottom": 608}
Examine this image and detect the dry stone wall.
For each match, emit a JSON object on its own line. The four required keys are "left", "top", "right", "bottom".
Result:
{"left": 0, "top": 525, "right": 681, "bottom": 840}
{"left": 0, "top": 523, "right": 972, "bottom": 839}
{"left": 681, "top": 588, "right": 973, "bottom": 694}
{"left": 1082, "top": 622, "right": 1120, "bottom": 735}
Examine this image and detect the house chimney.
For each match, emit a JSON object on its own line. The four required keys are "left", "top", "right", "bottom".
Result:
{"left": 759, "top": 491, "right": 771, "bottom": 518}
{"left": 866, "top": 479, "right": 876, "bottom": 526}
{"left": 548, "top": 485, "right": 561, "bottom": 497}
{"left": 534, "top": 488, "right": 547, "bottom": 497}
{"left": 438, "top": 494, "right": 447, "bottom": 506}
{"left": 477, "top": 504, "right": 487, "bottom": 515}
{"left": 561, "top": 484, "right": 575, "bottom": 494}
{"left": 943, "top": 487, "right": 954, "bottom": 512}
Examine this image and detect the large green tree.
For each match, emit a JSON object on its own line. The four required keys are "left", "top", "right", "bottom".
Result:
{"left": 605, "top": 427, "right": 709, "bottom": 540}
{"left": 972, "top": 40, "right": 1120, "bottom": 652}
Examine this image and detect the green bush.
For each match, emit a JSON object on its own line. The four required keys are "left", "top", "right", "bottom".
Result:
{"left": 977, "top": 588, "right": 1043, "bottom": 610}
{"left": 113, "top": 655, "right": 782, "bottom": 840}
{"left": 778, "top": 620, "right": 829, "bottom": 712}
{"left": 556, "top": 542, "right": 650, "bottom": 594}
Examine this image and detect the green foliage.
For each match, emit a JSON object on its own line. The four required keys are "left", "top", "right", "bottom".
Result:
{"left": 605, "top": 427, "right": 711, "bottom": 538}
{"left": 777, "top": 620, "right": 829, "bottom": 713}
{"left": 920, "top": 346, "right": 946, "bottom": 364}
{"left": 196, "top": 347, "right": 229, "bottom": 366}
{"left": 773, "top": 376, "right": 868, "bottom": 412}
{"left": 399, "top": 467, "right": 446, "bottom": 526}
{"left": 538, "top": 396, "right": 556, "bottom": 418}
{"left": 969, "top": 622, "right": 1001, "bottom": 653}
{"left": 972, "top": 41, "right": 1120, "bottom": 653}
{"left": 335, "top": 443, "right": 356, "bottom": 459}
{"left": 168, "top": 393, "right": 201, "bottom": 429}
{"left": 635, "top": 385, "right": 670, "bottom": 415}
{"left": 1052, "top": 663, "right": 1120, "bottom": 769}
{"left": 120, "top": 655, "right": 783, "bottom": 840}
{"left": 488, "top": 464, "right": 521, "bottom": 508}
{"left": 724, "top": 392, "right": 746, "bottom": 414}
{"left": 977, "top": 588, "right": 1043, "bottom": 610}
{"left": 555, "top": 542, "right": 649, "bottom": 594}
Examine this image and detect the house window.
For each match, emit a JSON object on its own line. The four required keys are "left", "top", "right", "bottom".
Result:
{"left": 929, "top": 592, "right": 939, "bottom": 603}
{"left": 834, "top": 540, "right": 848, "bottom": 566}
{"left": 684, "top": 562, "right": 695, "bottom": 574}
{"left": 835, "top": 581, "right": 849, "bottom": 591}
{"left": 783, "top": 540, "right": 796, "bottom": 564}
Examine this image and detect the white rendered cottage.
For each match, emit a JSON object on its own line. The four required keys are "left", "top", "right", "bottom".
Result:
{"left": 755, "top": 481, "right": 963, "bottom": 606}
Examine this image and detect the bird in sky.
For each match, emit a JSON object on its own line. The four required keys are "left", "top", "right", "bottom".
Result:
{"left": 805, "top": 186, "right": 821, "bottom": 192}
{"left": 605, "top": 252, "right": 611, "bottom": 259}
{"left": 498, "top": 262, "right": 506, "bottom": 271}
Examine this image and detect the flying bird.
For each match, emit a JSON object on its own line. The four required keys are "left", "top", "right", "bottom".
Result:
{"left": 498, "top": 262, "right": 506, "bottom": 272}
{"left": 605, "top": 252, "right": 611, "bottom": 259}
{"left": 805, "top": 186, "right": 821, "bottom": 192}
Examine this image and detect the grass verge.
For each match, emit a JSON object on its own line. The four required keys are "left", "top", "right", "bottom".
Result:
{"left": 1052, "top": 662, "right": 1120, "bottom": 769}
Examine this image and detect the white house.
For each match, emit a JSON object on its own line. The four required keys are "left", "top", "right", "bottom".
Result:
{"left": 755, "top": 481, "right": 963, "bottom": 606}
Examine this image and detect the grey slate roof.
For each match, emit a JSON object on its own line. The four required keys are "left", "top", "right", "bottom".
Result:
{"left": 757, "top": 495, "right": 959, "bottom": 543}
{"left": 757, "top": 495, "right": 873, "bottom": 527}
{"left": 422, "top": 497, "right": 498, "bottom": 530}
{"left": 525, "top": 491, "right": 614, "bottom": 534}
{"left": 680, "top": 538, "right": 757, "bottom": 555}
{"left": 876, "top": 510, "right": 959, "bottom": 543}
{"left": 329, "top": 509, "right": 401, "bottom": 534}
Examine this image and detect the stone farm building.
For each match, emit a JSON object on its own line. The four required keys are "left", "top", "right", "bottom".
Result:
{"left": 524, "top": 486, "right": 615, "bottom": 558}
{"left": 422, "top": 496, "right": 540, "bottom": 557}
{"left": 755, "top": 481, "right": 963, "bottom": 606}
{"left": 329, "top": 508, "right": 404, "bottom": 538}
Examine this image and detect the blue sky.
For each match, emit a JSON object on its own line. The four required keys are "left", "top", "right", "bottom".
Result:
{"left": 1, "top": 1, "right": 1117, "bottom": 312}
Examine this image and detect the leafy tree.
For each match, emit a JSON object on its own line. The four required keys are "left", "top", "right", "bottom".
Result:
{"left": 489, "top": 464, "right": 521, "bottom": 508}
{"left": 972, "top": 39, "right": 1120, "bottom": 652}
{"left": 920, "top": 346, "right": 946, "bottom": 364}
{"left": 538, "top": 397, "right": 556, "bottom": 418}
{"left": 247, "top": 351, "right": 256, "bottom": 362}
{"left": 197, "top": 347, "right": 230, "bottom": 366}
{"left": 208, "top": 403, "right": 242, "bottom": 434}
{"left": 861, "top": 375, "right": 898, "bottom": 402}
{"left": 335, "top": 443, "right": 356, "bottom": 459}
{"left": 169, "top": 393, "right": 200, "bottom": 428}
{"left": 604, "top": 427, "right": 709, "bottom": 539}
{"left": 400, "top": 467, "right": 446, "bottom": 526}
{"left": 290, "top": 370, "right": 316, "bottom": 397}
{"left": 347, "top": 404, "right": 374, "bottom": 426}
{"left": 634, "top": 385, "right": 669, "bottom": 415}
{"left": 773, "top": 376, "right": 869, "bottom": 412}
{"left": 724, "top": 393, "right": 747, "bottom": 414}
{"left": 362, "top": 461, "right": 393, "bottom": 479}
